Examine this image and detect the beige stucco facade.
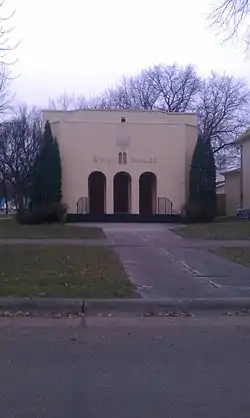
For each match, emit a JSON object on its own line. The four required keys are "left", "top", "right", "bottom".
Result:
{"left": 42, "top": 110, "right": 197, "bottom": 216}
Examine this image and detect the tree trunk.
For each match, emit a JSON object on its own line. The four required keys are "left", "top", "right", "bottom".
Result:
{"left": 2, "top": 175, "right": 8, "bottom": 215}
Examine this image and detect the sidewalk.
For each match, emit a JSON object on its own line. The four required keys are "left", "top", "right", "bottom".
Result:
{"left": 0, "top": 238, "right": 112, "bottom": 246}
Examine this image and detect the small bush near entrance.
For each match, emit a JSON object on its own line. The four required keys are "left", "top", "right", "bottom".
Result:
{"left": 183, "top": 199, "right": 215, "bottom": 223}
{"left": 16, "top": 202, "right": 67, "bottom": 225}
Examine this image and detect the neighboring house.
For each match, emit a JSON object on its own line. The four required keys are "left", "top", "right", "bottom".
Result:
{"left": 235, "top": 129, "right": 250, "bottom": 210}
{"left": 216, "top": 173, "right": 225, "bottom": 195}
{"left": 219, "top": 127, "right": 250, "bottom": 217}
{"left": 216, "top": 173, "right": 226, "bottom": 216}
{"left": 221, "top": 168, "right": 241, "bottom": 217}
{"left": 42, "top": 109, "right": 198, "bottom": 217}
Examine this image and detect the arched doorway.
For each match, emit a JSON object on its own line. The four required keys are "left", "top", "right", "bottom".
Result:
{"left": 139, "top": 172, "right": 157, "bottom": 216}
{"left": 113, "top": 172, "right": 131, "bottom": 214}
{"left": 88, "top": 171, "right": 106, "bottom": 215}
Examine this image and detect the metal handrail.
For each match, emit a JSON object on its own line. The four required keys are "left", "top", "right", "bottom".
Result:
{"left": 157, "top": 197, "right": 173, "bottom": 215}
{"left": 76, "top": 197, "right": 89, "bottom": 214}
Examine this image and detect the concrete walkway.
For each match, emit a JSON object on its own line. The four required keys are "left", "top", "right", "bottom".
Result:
{"left": 98, "top": 223, "right": 250, "bottom": 299}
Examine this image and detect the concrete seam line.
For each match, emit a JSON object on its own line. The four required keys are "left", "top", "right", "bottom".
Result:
{"left": 159, "top": 247, "right": 222, "bottom": 289}
{"left": 82, "top": 299, "right": 86, "bottom": 315}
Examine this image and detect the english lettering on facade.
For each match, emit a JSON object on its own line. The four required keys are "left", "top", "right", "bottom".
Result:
{"left": 130, "top": 157, "right": 157, "bottom": 164}
{"left": 92, "top": 156, "right": 115, "bottom": 163}
{"left": 92, "top": 155, "right": 157, "bottom": 164}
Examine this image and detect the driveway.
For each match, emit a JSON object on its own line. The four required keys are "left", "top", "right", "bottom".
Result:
{"left": 97, "top": 223, "right": 250, "bottom": 299}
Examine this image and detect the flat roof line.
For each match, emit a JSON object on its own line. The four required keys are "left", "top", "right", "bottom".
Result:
{"left": 43, "top": 109, "right": 197, "bottom": 116}
{"left": 50, "top": 120, "right": 196, "bottom": 127}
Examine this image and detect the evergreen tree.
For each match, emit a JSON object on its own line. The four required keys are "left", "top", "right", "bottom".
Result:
{"left": 30, "top": 121, "right": 62, "bottom": 206}
{"left": 188, "top": 134, "right": 217, "bottom": 222}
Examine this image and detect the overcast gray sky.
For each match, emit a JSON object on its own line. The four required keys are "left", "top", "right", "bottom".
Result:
{"left": 8, "top": 0, "right": 250, "bottom": 107}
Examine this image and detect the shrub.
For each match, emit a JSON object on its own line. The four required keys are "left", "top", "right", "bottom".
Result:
{"left": 183, "top": 200, "right": 200, "bottom": 223}
{"left": 16, "top": 202, "right": 68, "bottom": 225}
{"left": 16, "top": 209, "right": 37, "bottom": 225}
{"left": 184, "top": 199, "right": 216, "bottom": 223}
{"left": 50, "top": 202, "right": 67, "bottom": 222}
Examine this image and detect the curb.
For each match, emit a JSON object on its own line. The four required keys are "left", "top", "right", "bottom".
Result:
{"left": 84, "top": 298, "right": 250, "bottom": 315}
{"left": 1, "top": 297, "right": 250, "bottom": 315}
{"left": 0, "top": 297, "right": 84, "bottom": 314}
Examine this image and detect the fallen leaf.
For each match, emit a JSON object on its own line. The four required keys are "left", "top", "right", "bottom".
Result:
{"left": 142, "top": 311, "right": 154, "bottom": 317}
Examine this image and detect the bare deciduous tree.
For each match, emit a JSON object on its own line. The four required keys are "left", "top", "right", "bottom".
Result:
{"left": 95, "top": 64, "right": 200, "bottom": 112}
{"left": 196, "top": 72, "right": 250, "bottom": 168}
{"left": 0, "top": 105, "right": 42, "bottom": 209}
{"left": 48, "top": 93, "right": 88, "bottom": 110}
{"left": 129, "top": 71, "right": 159, "bottom": 109}
{"left": 93, "top": 79, "right": 134, "bottom": 110}
{"left": 95, "top": 71, "right": 159, "bottom": 110}
{"left": 146, "top": 64, "right": 201, "bottom": 111}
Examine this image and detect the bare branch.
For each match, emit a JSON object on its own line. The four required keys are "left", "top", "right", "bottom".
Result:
{"left": 0, "top": 0, "right": 18, "bottom": 116}
{"left": 48, "top": 93, "right": 88, "bottom": 110}
{"left": 94, "top": 64, "right": 200, "bottom": 112}
{"left": 146, "top": 64, "right": 201, "bottom": 112}
{"left": 210, "top": 0, "right": 250, "bottom": 46}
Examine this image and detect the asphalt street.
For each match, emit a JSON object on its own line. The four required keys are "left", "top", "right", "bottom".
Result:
{"left": 1, "top": 315, "right": 250, "bottom": 418}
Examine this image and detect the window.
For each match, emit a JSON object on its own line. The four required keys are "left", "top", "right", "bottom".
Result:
{"left": 118, "top": 152, "right": 128, "bottom": 164}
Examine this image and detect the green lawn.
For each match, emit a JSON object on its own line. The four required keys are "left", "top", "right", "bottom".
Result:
{"left": 0, "top": 219, "right": 105, "bottom": 239}
{"left": 173, "top": 221, "right": 250, "bottom": 240}
{"left": 0, "top": 245, "right": 137, "bottom": 298}
{"left": 210, "top": 247, "right": 250, "bottom": 268}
